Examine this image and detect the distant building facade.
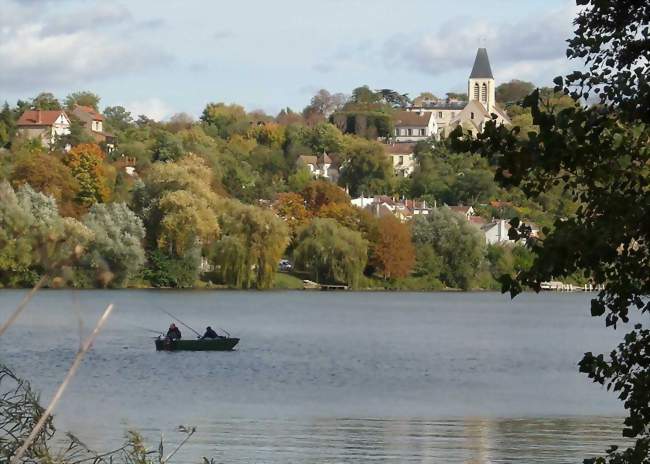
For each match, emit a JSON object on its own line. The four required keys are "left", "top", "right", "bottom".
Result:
{"left": 71, "top": 105, "right": 115, "bottom": 150}
{"left": 385, "top": 143, "right": 417, "bottom": 177}
{"left": 297, "top": 153, "right": 339, "bottom": 182}
{"left": 393, "top": 111, "right": 437, "bottom": 142}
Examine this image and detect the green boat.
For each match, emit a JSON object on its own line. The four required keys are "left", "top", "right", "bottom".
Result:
{"left": 155, "top": 337, "right": 239, "bottom": 351}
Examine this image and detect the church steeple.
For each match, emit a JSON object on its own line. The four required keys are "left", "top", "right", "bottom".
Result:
{"left": 468, "top": 48, "right": 495, "bottom": 112}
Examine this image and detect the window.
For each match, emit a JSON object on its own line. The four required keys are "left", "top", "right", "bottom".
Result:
{"left": 407, "top": 128, "right": 412, "bottom": 136}
{"left": 473, "top": 83, "right": 480, "bottom": 100}
{"left": 471, "top": 112, "right": 475, "bottom": 119}
{"left": 451, "top": 112, "right": 455, "bottom": 118}
{"left": 420, "top": 128, "right": 426, "bottom": 136}
{"left": 481, "top": 83, "right": 487, "bottom": 103}
{"left": 438, "top": 111, "right": 443, "bottom": 118}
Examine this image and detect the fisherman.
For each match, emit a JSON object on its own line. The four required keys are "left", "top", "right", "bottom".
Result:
{"left": 201, "top": 326, "right": 219, "bottom": 339}
{"left": 166, "top": 323, "right": 182, "bottom": 340}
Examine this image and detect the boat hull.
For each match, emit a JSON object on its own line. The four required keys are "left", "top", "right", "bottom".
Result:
{"left": 155, "top": 338, "right": 239, "bottom": 351}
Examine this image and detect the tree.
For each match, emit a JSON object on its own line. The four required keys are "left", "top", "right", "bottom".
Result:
{"left": 373, "top": 215, "right": 415, "bottom": 279}
{"left": 446, "top": 92, "right": 468, "bottom": 101}
{"left": 82, "top": 203, "right": 145, "bottom": 287}
{"left": 0, "top": 102, "right": 16, "bottom": 147}
{"left": 10, "top": 152, "right": 81, "bottom": 217}
{"left": 103, "top": 106, "right": 133, "bottom": 132}
{"left": 377, "top": 89, "right": 411, "bottom": 108}
{"left": 63, "top": 143, "right": 111, "bottom": 207}
{"left": 200, "top": 102, "right": 249, "bottom": 138}
{"left": 0, "top": 182, "right": 92, "bottom": 286}
{"left": 64, "top": 91, "right": 100, "bottom": 111}
{"left": 211, "top": 200, "right": 289, "bottom": 289}
{"left": 152, "top": 131, "right": 183, "bottom": 162}
{"left": 302, "top": 89, "right": 347, "bottom": 121}
{"left": 293, "top": 218, "right": 367, "bottom": 287}
{"left": 299, "top": 123, "right": 345, "bottom": 154}
{"left": 339, "top": 137, "right": 394, "bottom": 197}
{"left": 301, "top": 179, "right": 350, "bottom": 212}
{"left": 451, "top": 1, "right": 650, "bottom": 461}
{"left": 495, "top": 79, "right": 535, "bottom": 104}
{"left": 31, "top": 92, "right": 61, "bottom": 110}
{"left": 411, "top": 207, "right": 485, "bottom": 290}
{"left": 272, "top": 192, "right": 310, "bottom": 238}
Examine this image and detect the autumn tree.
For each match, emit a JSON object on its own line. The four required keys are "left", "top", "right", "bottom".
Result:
{"left": 63, "top": 143, "right": 111, "bottom": 208}
{"left": 301, "top": 179, "right": 350, "bottom": 213}
{"left": 272, "top": 192, "right": 310, "bottom": 238}
{"left": 373, "top": 215, "right": 415, "bottom": 279}
{"left": 293, "top": 218, "right": 367, "bottom": 287}
{"left": 10, "top": 152, "right": 81, "bottom": 217}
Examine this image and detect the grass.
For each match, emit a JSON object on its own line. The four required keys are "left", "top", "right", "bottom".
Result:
{"left": 273, "top": 272, "right": 304, "bottom": 289}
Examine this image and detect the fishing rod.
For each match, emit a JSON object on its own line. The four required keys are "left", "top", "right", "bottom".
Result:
{"left": 158, "top": 308, "right": 202, "bottom": 338}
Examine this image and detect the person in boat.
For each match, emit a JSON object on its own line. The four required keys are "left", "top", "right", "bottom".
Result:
{"left": 201, "top": 326, "right": 219, "bottom": 339}
{"left": 166, "top": 323, "right": 182, "bottom": 340}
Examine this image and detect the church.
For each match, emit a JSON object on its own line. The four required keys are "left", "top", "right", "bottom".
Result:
{"left": 402, "top": 47, "right": 510, "bottom": 138}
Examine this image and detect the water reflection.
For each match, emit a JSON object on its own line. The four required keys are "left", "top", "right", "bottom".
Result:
{"left": 139, "top": 416, "right": 623, "bottom": 464}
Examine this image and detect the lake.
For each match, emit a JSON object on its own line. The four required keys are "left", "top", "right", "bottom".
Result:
{"left": 0, "top": 290, "right": 635, "bottom": 463}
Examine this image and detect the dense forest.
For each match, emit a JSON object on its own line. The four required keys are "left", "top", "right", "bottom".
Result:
{"left": 0, "top": 82, "right": 580, "bottom": 290}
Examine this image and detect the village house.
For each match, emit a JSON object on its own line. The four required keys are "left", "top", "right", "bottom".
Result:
{"left": 393, "top": 110, "right": 437, "bottom": 142}
{"left": 16, "top": 109, "right": 71, "bottom": 148}
{"left": 351, "top": 195, "right": 432, "bottom": 222}
{"left": 385, "top": 143, "right": 417, "bottom": 177}
{"left": 297, "top": 153, "right": 339, "bottom": 182}
{"left": 407, "top": 48, "right": 510, "bottom": 137}
{"left": 71, "top": 105, "right": 115, "bottom": 151}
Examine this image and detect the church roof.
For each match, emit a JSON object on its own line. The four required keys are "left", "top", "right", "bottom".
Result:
{"left": 469, "top": 48, "right": 494, "bottom": 79}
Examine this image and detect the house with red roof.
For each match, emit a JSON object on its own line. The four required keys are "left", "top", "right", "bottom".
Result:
{"left": 16, "top": 109, "right": 71, "bottom": 148}
{"left": 71, "top": 105, "right": 115, "bottom": 150}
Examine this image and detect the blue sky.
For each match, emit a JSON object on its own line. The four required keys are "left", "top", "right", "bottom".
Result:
{"left": 0, "top": 0, "right": 577, "bottom": 120}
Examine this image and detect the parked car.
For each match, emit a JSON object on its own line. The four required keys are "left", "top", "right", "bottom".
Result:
{"left": 278, "top": 259, "right": 293, "bottom": 272}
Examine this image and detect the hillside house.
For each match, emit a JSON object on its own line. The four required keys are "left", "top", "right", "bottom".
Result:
{"left": 16, "top": 110, "right": 71, "bottom": 148}
{"left": 297, "top": 153, "right": 339, "bottom": 182}
{"left": 386, "top": 143, "right": 417, "bottom": 177}
{"left": 72, "top": 105, "right": 115, "bottom": 150}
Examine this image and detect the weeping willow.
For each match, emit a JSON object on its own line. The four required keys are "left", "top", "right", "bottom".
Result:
{"left": 293, "top": 218, "right": 367, "bottom": 288}
{"left": 211, "top": 200, "right": 289, "bottom": 289}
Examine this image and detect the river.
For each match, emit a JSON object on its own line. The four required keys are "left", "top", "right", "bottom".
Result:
{"left": 0, "top": 290, "right": 635, "bottom": 463}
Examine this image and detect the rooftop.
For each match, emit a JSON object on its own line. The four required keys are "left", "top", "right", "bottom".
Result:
{"left": 469, "top": 48, "right": 494, "bottom": 79}
{"left": 17, "top": 110, "right": 67, "bottom": 126}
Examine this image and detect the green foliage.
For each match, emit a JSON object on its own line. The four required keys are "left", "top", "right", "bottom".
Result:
{"left": 31, "top": 92, "right": 61, "bottom": 110}
{"left": 141, "top": 249, "right": 201, "bottom": 288}
{"left": 411, "top": 207, "right": 486, "bottom": 290}
{"left": 82, "top": 203, "right": 146, "bottom": 287}
{"left": 338, "top": 137, "right": 394, "bottom": 197}
{"left": 103, "top": 106, "right": 133, "bottom": 133}
{"left": 451, "top": 1, "right": 650, "bottom": 461}
{"left": 495, "top": 79, "right": 535, "bottom": 104}
{"left": 293, "top": 218, "right": 367, "bottom": 287}
{"left": 64, "top": 91, "right": 100, "bottom": 110}
{"left": 200, "top": 102, "right": 249, "bottom": 138}
{"left": 152, "top": 131, "right": 183, "bottom": 162}
{"left": 211, "top": 200, "right": 289, "bottom": 289}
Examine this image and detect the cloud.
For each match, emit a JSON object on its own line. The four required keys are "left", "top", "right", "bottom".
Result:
{"left": 213, "top": 29, "right": 234, "bottom": 41}
{"left": 125, "top": 97, "right": 173, "bottom": 121}
{"left": 381, "top": 6, "right": 577, "bottom": 83}
{"left": 0, "top": 0, "right": 172, "bottom": 93}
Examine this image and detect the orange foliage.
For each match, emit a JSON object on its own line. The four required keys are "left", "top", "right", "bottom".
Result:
{"left": 273, "top": 192, "right": 310, "bottom": 236}
{"left": 373, "top": 215, "right": 415, "bottom": 279}
{"left": 64, "top": 143, "right": 111, "bottom": 206}
{"left": 301, "top": 180, "right": 349, "bottom": 213}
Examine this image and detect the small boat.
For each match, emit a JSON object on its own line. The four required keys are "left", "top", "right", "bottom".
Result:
{"left": 155, "top": 337, "right": 239, "bottom": 351}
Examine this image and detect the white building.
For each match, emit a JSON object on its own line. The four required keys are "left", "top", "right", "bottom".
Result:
{"left": 393, "top": 110, "right": 437, "bottom": 142}
{"left": 297, "top": 153, "right": 338, "bottom": 182}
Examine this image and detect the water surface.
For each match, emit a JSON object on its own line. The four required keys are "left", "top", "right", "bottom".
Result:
{"left": 0, "top": 290, "right": 634, "bottom": 462}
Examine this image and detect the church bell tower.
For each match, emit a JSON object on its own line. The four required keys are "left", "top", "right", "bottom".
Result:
{"left": 468, "top": 48, "right": 495, "bottom": 113}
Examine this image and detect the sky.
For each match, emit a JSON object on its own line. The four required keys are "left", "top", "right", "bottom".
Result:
{"left": 0, "top": 0, "right": 578, "bottom": 120}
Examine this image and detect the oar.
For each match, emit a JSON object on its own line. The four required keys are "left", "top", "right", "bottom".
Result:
{"left": 158, "top": 308, "right": 202, "bottom": 338}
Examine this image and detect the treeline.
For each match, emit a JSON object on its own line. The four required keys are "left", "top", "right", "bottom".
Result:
{"left": 0, "top": 86, "right": 577, "bottom": 290}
